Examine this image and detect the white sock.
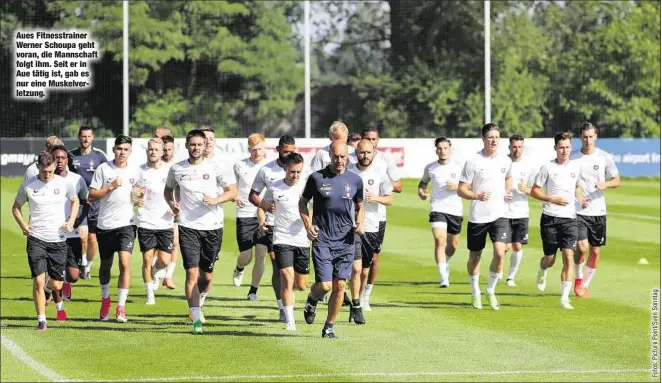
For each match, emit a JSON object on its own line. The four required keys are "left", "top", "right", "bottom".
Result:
{"left": 117, "top": 288, "right": 129, "bottom": 306}
{"left": 469, "top": 274, "right": 480, "bottom": 297}
{"left": 584, "top": 266, "right": 596, "bottom": 288}
{"left": 284, "top": 305, "right": 295, "bottom": 324}
{"left": 364, "top": 284, "right": 373, "bottom": 298}
{"left": 200, "top": 292, "right": 208, "bottom": 308}
{"left": 486, "top": 271, "right": 502, "bottom": 295}
{"left": 277, "top": 299, "right": 284, "bottom": 310}
{"left": 165, "top": 262, "right": 176, "bottom": 279}
{"left": 63, "top": 273, "right": 68, "bottom": 283}
{"left": 101, "top": 283, "right": 110, "bottom": 299}
{"left": 437, "top": 262, "right": 446, "bottom": 281}
{"left": 85, "top": 261, "right": 93, "bottom": 274}
{"left": 190, "top": 307, "right": 200, "bottom": 322}
{"left": 144, "top": 282, "right": 153, "bottom": 293}
{"left": 561, "top": 281, "right": 572, "bottom": 302}
{"left": 80, "top": 253, "right": 87, "bottom": 267}
{"left": 56, "top": 301, "right": 64, "bottom": 311}
{"left": 575, "top": 262, "right": 585, "bottom": 280}
{"left": 445, "top": 257, "right": 451, "bottom": 276}
{"left": 37, "top": 314, "right": 46, "bottom": 322}
{"left": 508, "top": 250, "right": 523, "bottom": 280}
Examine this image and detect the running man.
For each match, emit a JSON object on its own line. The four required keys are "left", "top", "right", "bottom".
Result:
{"left": 349, "top": 139, "right": 392, "bottom": 319}
{"left": 89, "top": 135, "right": 140, "bottom": 323}
{"left": 24, "top": 136, "right": 65, "bottom": 180}
{"left": 164, "top": 129, "right": 237, "bottom": 334}
{"left": 52, "top": 145, "right": 90, "bottom": 303}
{"left": 504, "top": 135, "right": 538, "bottom": 287}
{"left": 418, "top": 137, "right": 463, "bottom": 289}
{"left": 248, "top": 135, "right": 300, "bottom": 321}
{"left": 531, "top": 132, "right": 587, "bottom": 309}
{"left": 300, "top": 141, "right": 364, "bottom": 338}
{"left": 69, "top": 125, "right": 108, "bottom": 280}
{"left": 135, "top": 138, "right": 175, "bottom": 305}
{"left": 347, "top": 133, "right": 362, "bottom": 149}
{"left": 259, "top": 153, "right": 309, "bottom": 331}
{"left": 570, "top": 122, "right": 620, "bottom": 297}
{"left": 457, "top": 123, "right": 513, "bottom": 310}
{"left": 13, "top": 150, "right": 79, "bottom": 330}
{"left": 232, "top": 134, "right": 269, "bottom": 301}
{"left": 155, "top": 132, "right": 178, "bottom": 289}
{"left": 359, "top": 127, "right": 402, "bottom": 309}
{"left": 310, "top": 120, "right": 357, "bottom": 171}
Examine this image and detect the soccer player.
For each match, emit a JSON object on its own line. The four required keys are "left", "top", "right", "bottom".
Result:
{"left": 310, "top": 120, "right": 357, "bottom": 171}
{"left": 135, "top": 138, "right": 175, "bottom": 305}
{"left": 531, "top": 132, "right": 587, "bottom": 309}
{"left": 347, "top": 133, "right": 362, "bottom": 149}
{"left": 70, "top": 125, "right": 108, "bottom": 280}
{"left": 259, "top": 153, "right": 309, "bottom": 331}
{"left": 349, "top": 139, "right": 393, "bottom": 321}
{"left": 248, "top": 135, "right": 299, "bottom": 321}
{"left": 418, "top": 137, "right": 463, "bottom": 288}
{"left": 457, "top": 123, "right": 513, "bottom": 310}
{"left": 359, "top": 127, "right": 402, "bottom": 309}
{"left": 164, "top": 129, "right": 237, "bottom": 334}
{"left": 52, "top": 145, "right": 90, "bottom": 304}
{"left": 504, "top": 135, "right": 538, "bottom": 287}
{"left": 13, "top": 150, "right": 79, "bottom": 331}
{"left": 154, "top": 126, "right": 172, "bottom": 139}
{"left": 155, "top": 133, "right": 178, "bottom": 289}
{"left": 571, "top": 122, "right": 620, "bottom": 297}
{"left": 300, "top": 141, "right": 364, "bottom": 338}
{"left": 89, "top": 135, "right": 140, "bottom": 323}
{"left": 232, "top": 134, "right": 269, "bottom": 301}
{"left": 24, "top": 136, "right": 65, "bottom": 180}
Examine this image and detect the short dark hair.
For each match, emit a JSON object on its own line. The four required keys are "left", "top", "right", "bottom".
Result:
{"left": 554, "top": 132, "right": 572, "bottom": 146}
{"left": 114, "top": 134, "right": 132, "bottom": 146}
{"left": 361, "top": 127, "right": 380, "bottom": 137}
{"left": 434, "top": 137, "right": 451, "bottom": 147}
{"left": 50, "top": 145, "right": 69, "bottom": 156}
{"left": 186, "top": 129, "right": 207, "bottom": 143}
{"left": 580, "top": 122, "right": 597, "bottom": 134}
{"left": 37, "top": 149, "right": 55, "bottom": 168}
{"left": 348, "top": 133, "right": 362, "bottom": 143}
{"left": 509, "top": 134, "right": 524, "bottom": 144}
{"left": 161, "top": 135, "right": 174, "bottom": 145}
{"left": 278, "top": 135, "right": 295, "bottom": 147}
{"left": 284, "top": 152, "right": 304, "bottom": 167}
{"left": 78, "top": 125, "right": 93, "bottom": 135}
{"left": 481, "top": 123, "right": 499, "bottom": 138}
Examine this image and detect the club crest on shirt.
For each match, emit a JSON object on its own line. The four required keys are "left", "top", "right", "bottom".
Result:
{"left": 129, "top": 178, "right": 135, "bottom": 184}
{"left": 501, "top": 168, "right": 506, "bottom": 173}
{"left": 571, "top": 173, "right": 576, "bottom": 178}
{"left": 451, "top": 173, "right": 456, "bottom": 178}
{"left": 593, "top": 165, "right": 599, "bottom": 170}
{"left": 162, "top": 178, "right": 167, "bottom": 183}
{"left": 87, "top": 160, "right": 95, "bottom": 171}
{"left": 54, "top": 188, "right": 60, "bottom": 195}
{"left": 368, "top": 179, "right": 374, "bottom": 185}
{"left": 344, "top": 183, "right": 352, "bottom": 198}
{"left": 203, "top": 174, "right": 209, "bottom": 180}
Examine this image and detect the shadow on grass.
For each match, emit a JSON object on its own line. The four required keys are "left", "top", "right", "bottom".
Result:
{"left": 376, "top": 281, "right": 469, "bottom": 287}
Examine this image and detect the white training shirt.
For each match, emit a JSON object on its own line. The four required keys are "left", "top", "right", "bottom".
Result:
{"left": 24, "top": 162, "right": 39, "bottom": 180}
{"left": 166, "top": 158, "right": 236, "bottom": 231}
{"left": 62, "top": 171, "right": 88, "bottom": 239}
{"left": 374, "top": 151, "right": 400, "bottom": 221}
{"left": 348, "top": 163, "right": 393, "bottom": 233}
{"left": 570, "top": 148, "right": 619, "bottom": 216}
{"left": 310, "top": 144, "right": 357, "bottom": 172}
{"left": 136, "top": 163, "right": 174, "bottom": 230}
{"left": 16, "top": 175, "right": 76, "bottom": 243}
{"left": 420, "top": 160, "right": 463, "bottom": 217}
{"left": 533, "top": 159, "right": 582, "bottom": 219}
{"left": 251, "top": 159, "right": 287, "bottom": 226}
{"left": 234, "top": 157, "right": 268, "bottom": 219}
{"left": 505, "top": 159, "right": 539, "bottom": 219}
{"left": 90, "top": 161, "right": 140, "bottom": 230}
{"left": 264, "top": 179, "right": 310, "bottom": 248}
{"left": 460, "top": 151, "right": 512, "bottom": 224}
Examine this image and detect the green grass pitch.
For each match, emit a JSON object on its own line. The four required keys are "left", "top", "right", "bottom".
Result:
{"left": 1, "top": 177, "right": 659, "bottom": 382}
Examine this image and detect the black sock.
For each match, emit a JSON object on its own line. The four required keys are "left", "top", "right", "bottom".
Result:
{"left": 248, "top": 285, "right": 258, "bottom": 295}
{"left": 324, "top": 321, "right": 334, "bottom": 328}
{"left": 352, "top": 299, "right": 361, "bottom": 308}
{"left": 307, "top": 294, "right": 318, "bottom": 306}
{"left": 236, "top": 266, "right": 244, "bottom": 272}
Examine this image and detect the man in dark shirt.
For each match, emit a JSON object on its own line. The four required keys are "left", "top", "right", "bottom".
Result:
{"left": 68, "top": 125, "right": 108, "bottom": 279}
{"left": 299, "top": 141, "right": 364, "bottom": 338}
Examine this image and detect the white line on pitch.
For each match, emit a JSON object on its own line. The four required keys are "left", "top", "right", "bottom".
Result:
{"left": 1, "top": 334, "right": 69, "bottom": 382}
{"left": 66, "top": 368, "right": 650, "bottom": 382}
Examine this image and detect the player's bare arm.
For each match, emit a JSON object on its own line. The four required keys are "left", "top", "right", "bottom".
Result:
{"left": 204, "top": 184, "right": 237, "bottom": 206}
{"left": 12, "top": 200, "right": 30, "bottom": 236}
{"left": 392, "top": 180, "right": 403, "bottom": 194}
{"left": 89, "top": 177, "right": 121, "bottom": 201}
{"left": 365, "top": 191, "right": 393, "bottom": 206}
{"left": 163, "top": 185, "right": 180, "bottom": 215}
{"left": 457, "top": 182, "right": 489, "bottom": 201}
{"left": 531, "top": 184, "right": 567, "bottom": 206}
{"left": 576, "top": 185, "right": 589, "bottom": 209}
{"left": 597, "top": 174, "right": 621, "bottom": 190}
{"left": 256, "top": 200, "right": 272, "bottom": 233}
{"left": 505, "top": 175, "right": 513, "bottom": 201}
{"left": 298, "top": 196, "right": 317, "bottom": 240}
{"left": 62, "top": 196, "right": 80, "bottom": 233}
{"left": 417, "top": 180, "right": 429, "bottom": 200}
{"left": 354, "top": 200, "right": 365, "bottom": 235}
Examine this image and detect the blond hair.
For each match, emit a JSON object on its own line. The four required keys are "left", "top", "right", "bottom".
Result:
{"left": 328, "top": 120, "right": 348, "bottom": 139}
{"left": 248, "top": 133, "right": 265, "bottom": 148}
{"left": 148, "top": 137, "right": 164, "bottom": 147}
{"left": 45, "top": 136, "right": 63, "bottom": 150}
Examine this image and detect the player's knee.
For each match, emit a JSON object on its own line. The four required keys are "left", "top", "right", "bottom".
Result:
{"left": 512, "top": 242, "right": 522, "bottom": 252}
{"left": 320, "top": 281, "right": 333, "bottom": 292}
{"left": 67, "top": 269, "right": 80, "bottom": 283}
